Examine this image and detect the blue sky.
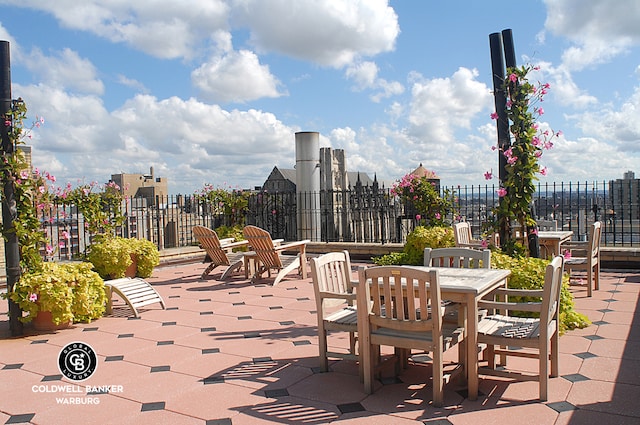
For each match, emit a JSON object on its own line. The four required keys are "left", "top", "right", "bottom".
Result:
{"left": 0, "top": 0, "right": 639, "bottom": 194}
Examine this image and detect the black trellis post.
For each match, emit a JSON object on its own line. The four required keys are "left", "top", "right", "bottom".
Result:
{"left": 489, "top": 32, "right": 510, "bottom": 246}
{"left": 0, "top": 40, "right": 23, "bottom": 336}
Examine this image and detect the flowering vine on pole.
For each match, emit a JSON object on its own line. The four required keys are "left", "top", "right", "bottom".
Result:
{"left": 486, "top": 64, "right": 561, "bottom": 256}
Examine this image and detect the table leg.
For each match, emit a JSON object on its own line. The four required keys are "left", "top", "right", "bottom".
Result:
{"left": 466, "top": 293, "right": 479, "bottom": 401}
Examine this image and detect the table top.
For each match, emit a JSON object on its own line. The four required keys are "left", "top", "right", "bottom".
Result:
{"left": 400, "top": 266, "right": 511, "bottom": 295}
{"left": 538, "top": 230, "right": 573, "bottom": 240}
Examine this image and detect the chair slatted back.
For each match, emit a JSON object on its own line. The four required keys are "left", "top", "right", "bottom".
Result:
{"left": 541, "top": 256, "right": 565, "bottom": 333}
{"left": 453, "top": 222, "right": 473, "bottom": 246}
{"left": 424, "top": 247, "right": 491, "bottom": 269}
{"left": 193, "top": 225, "right": 230, "bottom": 266}
{"left": 243, "top": 225, "right": 283, "bottom": 269}
{"left": 310, "top": 251, "right": 353, "bottom": 300}
{"left": 360, "top": 266, "right": 441, "bottom": 334}
{"left": 589, "top": 221, "right": 602, "bottom": 260}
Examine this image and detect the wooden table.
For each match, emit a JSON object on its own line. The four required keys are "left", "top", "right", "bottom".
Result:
{"left": 538, "top": 230, "right": 573, "bottom": 257}
{"left": 364, "top": 267, "right": 511, "bottom": 401}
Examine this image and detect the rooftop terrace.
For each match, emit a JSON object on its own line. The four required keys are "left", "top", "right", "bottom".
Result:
{"left": 1, "top": 254, "right": 639, "bottom": 424}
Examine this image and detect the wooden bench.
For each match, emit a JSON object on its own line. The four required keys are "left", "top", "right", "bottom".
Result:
{"left": 105, "top": 278, "right": 166, "bottom": 318}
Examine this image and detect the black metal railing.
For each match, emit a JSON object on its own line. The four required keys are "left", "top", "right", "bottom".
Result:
{"left": 36, "top": 180, "right": 639, "bottom": 260}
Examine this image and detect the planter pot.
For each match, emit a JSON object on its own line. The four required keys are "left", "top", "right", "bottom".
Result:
{"left": 33, "top": 310, "right": 72, "bottom": 331}
{"left": 125, "top": 254, "right": 137, "bottom": 278}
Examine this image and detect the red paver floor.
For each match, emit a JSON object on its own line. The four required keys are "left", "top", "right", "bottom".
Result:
{"left": 1, "top": 258, "right": 639, "bottom": 424}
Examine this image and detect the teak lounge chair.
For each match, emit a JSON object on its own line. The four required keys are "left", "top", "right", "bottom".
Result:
{"left": 242, "top": 225, "right": 309, "bottom": 286}
{"left": 192, "top": 225, "right": 248, "bottom": 280}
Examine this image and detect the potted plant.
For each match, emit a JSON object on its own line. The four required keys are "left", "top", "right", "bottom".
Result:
{"left": 88, "top": 236, "right": 159, "bottom": 279}
{"left": 4, "top": 262, "right": 106, "bottom": 330}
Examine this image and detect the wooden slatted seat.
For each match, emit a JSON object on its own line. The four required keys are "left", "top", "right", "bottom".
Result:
{"left": 105, "top": 277, "right": 166, "bottom": 318}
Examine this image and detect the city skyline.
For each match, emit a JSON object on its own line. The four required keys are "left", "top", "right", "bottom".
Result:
{"left": 0, "top": 1, "right": 639, "bottom": 194}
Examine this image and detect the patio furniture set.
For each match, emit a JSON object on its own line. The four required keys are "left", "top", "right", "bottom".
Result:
{"left": 187, "top": 221, "right": 602, "bottom": 407}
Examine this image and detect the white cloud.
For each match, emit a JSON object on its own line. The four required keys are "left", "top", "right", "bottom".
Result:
{"left": 192, "top": 49, "right": 284, "bottom": 103}
{"left": 8, "top": 0, "right": 230, "bottom": 59}
{"left": 345, "top": 60, "right": 404, "bottom": 102}
{"left": 24, "top": 48, "right": 104, "bottom": 95}
{"left": 231, "top": 0, "right": 399, "bottom": 67}
{"left": 544, "top": 0, "right": 640, "bottom": 70}
{"left": 407, "top": 67, "right": 493, "bottom": 145}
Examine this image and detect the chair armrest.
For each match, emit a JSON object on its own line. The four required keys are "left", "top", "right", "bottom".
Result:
{"left": 219, "top": 237, "right": 235, "bottom": 245}
{"left": 275, "top": 240, "right": 310, "bottom": 253}
{"left": 478, "top": 300, "right": 542, "bottom": 313}
{"left": 490, "top": 288, "right": 544, "bottom": 298}
{"left": 222, "top": 240, "right": 249, "bottom": 250}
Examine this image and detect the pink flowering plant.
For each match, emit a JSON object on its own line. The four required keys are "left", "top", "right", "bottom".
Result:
{"left": 195, "top": 183, "right": 249, "bottom": 228}
{"left": 1, "top": 99, "right": 52, "bottom": 272}
{"left": 63, "top": 180, "right": 126, "bottom": 236}
{"left": 487, "top": 64, "right": 561, "bottom": 252}
{"left": 391, "top": 171, "right": 454, "bottom": 227}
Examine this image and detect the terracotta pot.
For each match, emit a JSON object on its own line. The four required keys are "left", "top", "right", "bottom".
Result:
{"left": 125, "top": 254, "right": 137, "bottom": 278}
{"left": 32, "top": 310, "right": 71, "bottom": 331}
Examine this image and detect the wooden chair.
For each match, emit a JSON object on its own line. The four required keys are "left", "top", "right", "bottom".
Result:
{"left": 477, "top": 255, "right": 564, "bottom": 401}
{"left": 357, "top": 265, "right": 464, "bottom": 407}
{"left": 242, "top": 225, "right": 309, "bottom": 286}
{"left": 453, "top": 222, "right": 497, "bottom": 249}
{"left": 564, "top": 221, "right": 602, "bottom": 297}
{"left": 424, "top": 247, "right": 491, "bottom": 269}
{"left": 310, "top": 251, "right": 358, "bottom": 372}
{"left": 192, "top": 225, "right": 248, "bottom": 280}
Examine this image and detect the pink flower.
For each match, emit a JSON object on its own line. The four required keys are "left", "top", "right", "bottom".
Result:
{"left": 490, "top": 112, "right": 499, "bottom": 120}
{"left": 484, "top": 170, "right": 493, "bottom": 180}
{"left": 29, "top": 293, "right": 38, "bottom": 302}
{"left": 62, "top": 231, "right": 71, "bottom": 240}
{"left": 435, "top": 213, "right": 441, "bottom": 219}
{"left": 415, "top": 214, "right": 421, "bottom": 221}
{"left": 46, "top": 244, "right": 54, "bottom": 255}
{"left": 497, "top": 187, "right": 507, "bottom": 197}
{"left": 537, "top": 107, "right": 544, "bottom": 116}
{"left": 509, "top": 73, "right": 518, "bottom": 83}
{"left": 507, "top": 156, "right": 518, "bottom": 165}
{"left": 539, "top": 166, "right": 548, "bottom": 176}
{"left": 481, "top": 240, "right": 489, "bottom": 249}
{"left": 563, "top": 250, "right": 572, "bottom": 260}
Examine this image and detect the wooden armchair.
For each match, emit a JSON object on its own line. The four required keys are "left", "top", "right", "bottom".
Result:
{"left": 477, "top": 256, "right": 564, "bottom": 401}
{"left": 192, "top": 225, "right": 248, "bottom": 280}
{"left": 357, "top": 265, "right": 464, "bottom": 406}
{"left": 564, "top": 221, "right": 602, "bottom": 297}
{"left": 310, "top": 251, "right": 358, "bottom": 372}
{"left": 242, "top": 225, "right": 309, "bottom": 286}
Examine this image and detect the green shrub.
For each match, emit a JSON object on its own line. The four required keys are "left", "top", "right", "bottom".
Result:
{"left": 88, "top": 236, "right": 159, "bottom": 279}
{"left": 373, "top": 226, "right": 455, "bottom": 265}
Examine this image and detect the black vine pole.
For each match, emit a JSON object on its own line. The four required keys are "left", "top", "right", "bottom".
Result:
{"left": 0, "top": 40, "right": 23, "bottom": 336}
{"left": 489, "top": 32, "right": 509, "bottom": 245}
{"left": 502, "top": 29, "right": 540, "bottom": 257}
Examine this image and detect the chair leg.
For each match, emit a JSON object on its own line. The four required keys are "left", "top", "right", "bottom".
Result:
{"left": 594, "top": 263, "right": 600, "bottom": 291}
{"left": 540, "top": 340, "right": 549, "bottom": 401}
{"left": 432, "top": 348, "right": 444, "bottom": 407}
{"left": 201, "top": 263, "right": 217, "bottom": 280}
{"left": 318, "top": 326, "right": 329, "bottom": 372}
{"left": 551, "top": 331, "right": 559, "bottom": 378}
{"left": 363, "top": 342, "right": 375, "bottom": 394}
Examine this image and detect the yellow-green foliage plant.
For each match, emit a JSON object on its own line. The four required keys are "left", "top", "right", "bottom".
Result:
{"left": 373, "top": 226, "right": 455, "bottom": 265}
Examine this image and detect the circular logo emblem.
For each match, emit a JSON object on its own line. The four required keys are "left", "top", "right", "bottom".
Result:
{"left": 58, "top": 342, "right": 98, "bottom": 381}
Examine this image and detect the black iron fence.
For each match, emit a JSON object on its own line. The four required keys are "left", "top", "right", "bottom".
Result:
{"left": 38, "top": 180, "right": 639, "bottom": 261}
